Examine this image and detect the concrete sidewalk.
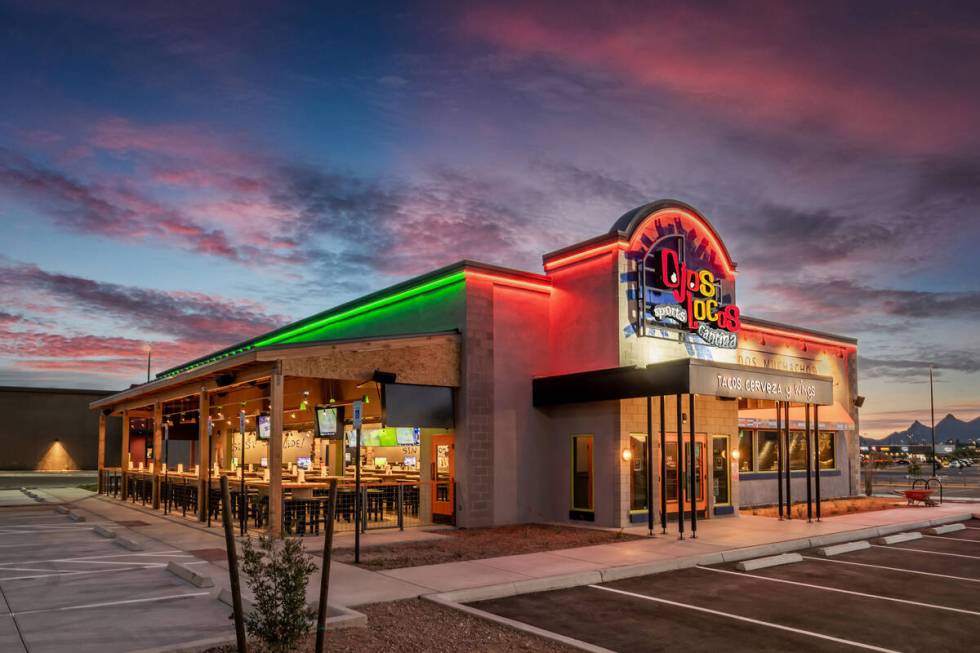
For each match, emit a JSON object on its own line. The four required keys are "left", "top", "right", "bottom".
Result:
{"left": 32, "top": 487, "right": 978, "bottom": 607}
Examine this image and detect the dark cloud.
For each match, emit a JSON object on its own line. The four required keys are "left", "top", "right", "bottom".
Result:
{"left": 0, "top": 262, "right": 285, "bottom": 344}
{"left": 860, "top": 349, "right": 980, "bottom": 380}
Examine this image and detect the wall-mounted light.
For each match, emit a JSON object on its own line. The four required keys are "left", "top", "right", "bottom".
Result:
{"left": 732, "top": 449, "right": 741, "bottom": 461}
{"left": 622, "top": 448, "right": 633, "bottom": 462}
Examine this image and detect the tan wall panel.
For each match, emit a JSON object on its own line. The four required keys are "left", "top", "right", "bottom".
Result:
{"left": 281, "top": 340, "right": 460, "bottom": 387}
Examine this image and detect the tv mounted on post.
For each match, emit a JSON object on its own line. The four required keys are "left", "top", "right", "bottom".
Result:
{"left": 256, "top": 414, "right": 271, "bottom": 440}
{"left": 314, "top": 405, "right": 344, "bottom": 439}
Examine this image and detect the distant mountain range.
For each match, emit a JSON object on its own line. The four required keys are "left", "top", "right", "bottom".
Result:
{"left": 861, "top": 414, "right": 980, "bottom": 446}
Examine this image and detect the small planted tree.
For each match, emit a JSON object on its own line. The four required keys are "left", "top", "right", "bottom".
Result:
{"left": 241, "top": 534, "right": 317, "bottom": 652}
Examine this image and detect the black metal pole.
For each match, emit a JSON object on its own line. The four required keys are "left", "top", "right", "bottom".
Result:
{"left": 220, "top": 475, "right": 248, "bottom": 653}
{"left": 676, "top": 394, "right": 684, "bottom": 539}
{"left": 164, "top": 423, "right": 170, "bottom": 515}
{"left": 660, "top": 396, "right": 667, "bottom": 534}
{"left": 776, "top": 401, "right": 783, "bottom": 520}
{"left": 354, "top": 426, "right": 362, "bottom": 563}
{"left": 689, "top": 393, "right": 697, "bottom": 538}
{"left": 783, "top": 401, "right": 793, "bottom": 519}
{"left": 814, "top": 404, "right": 821, "bottom": 521}
{"left": 315, "top": 479, "right": 338, "bottom": 653}
{"left": 930, "top": 366, "right": 937, "bottom": 477}
{"left": 240, "top": 419, "right": 246, "bottom": 536}
{"left": 784, "top": 401, "right": 792, "bottom": 519}
{"left": 646, "top": 396, "right": 654, "bottom": 536}
{"left": 207, "top": 422, "right": 212, "bottom": 528}
{"left": 805, "top": 403, "right": 813, "bottom": 523}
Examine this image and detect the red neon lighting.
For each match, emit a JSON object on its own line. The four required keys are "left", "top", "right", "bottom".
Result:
{"left": 466, "top": 270, "right": 552, "bottom": 293}
{"left": 630, "top": 208, "right": 736, "bottom": 278}
{"left": 741, "top": 324, "right": 857, "bottom": 351}
{"left": 543, "top": 241, "right": 625, "bottom": 271}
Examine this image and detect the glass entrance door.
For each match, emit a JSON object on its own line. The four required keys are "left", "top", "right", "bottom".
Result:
{"left": 662, "top": 435, "right": 708, "bottom": 514}
{"left": 430, "top": 434, "right": 454, "bottom": 520}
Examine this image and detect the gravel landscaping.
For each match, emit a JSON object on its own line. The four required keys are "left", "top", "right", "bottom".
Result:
{"left": 333, "top": 523, "right": 644, "bottom": 570}
{"left": 207, "top": 598, "right": 577, "bottom": 653}
{"left": 746, "top": 495, "right": 903, "bottom": 518}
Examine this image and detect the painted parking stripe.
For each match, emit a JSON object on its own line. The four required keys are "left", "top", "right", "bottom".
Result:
{"left": 925, "top": 535, "right": 980, "bottom": 543}
{"left": 587, "top": 585, "right": 898, "bottom": 653}
{"left": 7, "top": 591, "right": 210, "bottom": 616}
{"left": 698, "top": 566, "right": 980, "bottom": 617}
{"left": 0, "top": 565, "right": 160, "bottom": 581}
{"left": 803, "top": 555, "right": 980, "bottom": 583}
{"left": 872, "top": 544, "right": 980, "bottom": 560}
{"left": 0, "top": 550, "right": 189, "bottom": 566}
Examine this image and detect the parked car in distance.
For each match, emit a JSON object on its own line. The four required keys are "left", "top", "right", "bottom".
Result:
{"left": 895, "top": 459, "right": 910, "bottom": 465}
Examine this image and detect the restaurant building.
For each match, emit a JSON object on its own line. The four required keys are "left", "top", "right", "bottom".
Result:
{"left": 91, "top": 200, "right": 859, "bottom": 534}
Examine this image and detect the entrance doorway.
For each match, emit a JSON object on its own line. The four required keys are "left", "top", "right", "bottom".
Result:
{"left": 662, "top": 434, "right": 708, "bottom": 515}
{"left": 431, "top": 434, "right": 455, "bottom": 522}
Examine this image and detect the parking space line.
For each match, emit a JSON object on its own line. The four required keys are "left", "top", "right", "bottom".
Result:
{"left": 587, "top": 585, "right": 898, "bottom": 652}
{"left": 0, "top": 565, "right": 159, "bottom": 582}
{"left": 925, "top": 535, "right": 980, "bottom": 543}
{"left": 698, "top": 566, "right": 980, "bottom": 617}
{"left": 0, "top": 550, "right": 189, "bottom": 566}
{"left": 7, "top": 591, "right": 210, "bottom": 616}
{"left": 802, "top": 555, "right": 980, "bottom": 583}
{"left": 872, "top": 545, "right": 980, "bottom": 560}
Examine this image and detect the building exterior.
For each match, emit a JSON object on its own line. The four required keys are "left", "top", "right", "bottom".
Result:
{"left": 1, "top": 386, "right": 121, "bottom": 470}
{"left": 92, "top": 200, "right": 859, "bottom": 533}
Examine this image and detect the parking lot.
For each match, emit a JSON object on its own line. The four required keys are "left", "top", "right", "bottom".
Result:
{"left": 0, "top": 492, "right": 232, "bottom": 653}
{"left": 473, "top": 517, "right": 980, "bottom": 652}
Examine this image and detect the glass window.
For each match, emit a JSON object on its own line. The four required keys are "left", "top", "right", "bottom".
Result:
{"left": 789, "top": 431, "right": 807, "bottom": 470}
{"left": 713, "top": 436, "right": 730, "bottom": 505}
{"left": 571, "top": 435, "right": 594, "bottom": 511}
{"left": 737, "top": 430, "right": 754, "bottom": 472}
{"left": 664, "top": 442, "right": 679, "bottom": 501}
{"left": 756, "top": 430, "right": 779, "bottom": 471}
{"left": 629, "top": 434, "right": 648, "bottom": 511}
{"left": 819, "top": 432, "right": 836, "bottom": 469}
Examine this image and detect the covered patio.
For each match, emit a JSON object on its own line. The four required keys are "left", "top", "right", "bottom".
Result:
{"left": 93, "top": 332, "right": 459, "bottom": 536}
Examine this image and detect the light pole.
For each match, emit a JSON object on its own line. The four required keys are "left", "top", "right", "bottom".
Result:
{"left": 145, "top": 344, "right": 152, "bottom": 383}
{"left": 930, "top": 365, "right": 937, "bottom": 477}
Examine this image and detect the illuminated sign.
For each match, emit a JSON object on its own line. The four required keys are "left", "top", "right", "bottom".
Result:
{"left": 625, "top": 210, "right": 740, "bottom": 348}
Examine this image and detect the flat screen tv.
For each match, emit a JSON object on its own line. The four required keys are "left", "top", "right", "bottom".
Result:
{"left": 314, "top": 406, "right": 343, "bottom": 438}
{"left": 297, "top": 456, "right": 311, "bottom": 470}
{"left": 256, "top": 414, "right": 271, "bottom": 440}
{"left": 396, "top": 427, "right": 420, "bottom": 446}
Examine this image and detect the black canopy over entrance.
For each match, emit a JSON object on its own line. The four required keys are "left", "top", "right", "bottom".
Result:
{"left": 533, "top": 358, "right": 834, "bottom": 538}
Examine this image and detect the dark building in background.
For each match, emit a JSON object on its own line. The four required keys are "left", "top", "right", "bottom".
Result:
{"left": 0, "top": 387, "right": 122, "bottom": 470}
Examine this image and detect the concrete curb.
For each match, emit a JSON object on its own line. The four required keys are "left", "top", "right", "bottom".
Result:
{"left": 427, "top": 510, "right": 975, "bottom": 606}
{"left": 93, "top": 525, "right": 116, "bottom": 538}
{"left": 67, "top": 510, "right": 86, "bottom": 522}
{"left": 216, "top": 588, "right": 368, "bottom": 630}
{"left": 129, "top": 634, "right": 240, "bottom": 653}
{"left": 873, "top": 532, "right": 922, "bottom": 545}
{"left": 425, "top": 594, "right": 615, "bottom": 653}
{"left": 166, "top": 560, "right": 215, "bottom": 588}
{"left": 736, "top": 553, "right": 802, "bottom": 571}
{"left": 115, "top": 535, "right": 144, "bottom": 551}
{"left": 814, "top": 541, "right": 870, "bottom": 557}
{"left": 925, "top": 523, "right": 966, "bottom": 535}
{"left": 55, "top": 505, "right": 70, "bottom": 514}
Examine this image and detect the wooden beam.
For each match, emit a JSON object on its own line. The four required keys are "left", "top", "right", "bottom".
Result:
{"left": 120, "top": 410, "right": 130, "bottom": 500}
{"left": 152, "top": 402, "right": 162, "bottom": 509}
{"left": 97, "top": 413, "right": 106, "bottom": 494}
{"left": 254, "top": 333, "right": 459, "bottom": 361}
{"left": 197, "top": 391, "right": 209, "bottom": 520}
{"left": 268, "top": 363, "right": 284, "bottom": 536}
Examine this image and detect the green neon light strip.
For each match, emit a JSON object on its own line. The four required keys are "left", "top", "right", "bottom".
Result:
{"left": 160, "top": 269, "right": 466, "bottom": 378}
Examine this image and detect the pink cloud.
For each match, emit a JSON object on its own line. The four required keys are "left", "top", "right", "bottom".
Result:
{"left": 460, "top": 3, "right": 979, "bottom": 153}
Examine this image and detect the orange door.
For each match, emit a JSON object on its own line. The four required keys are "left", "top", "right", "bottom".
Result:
{"left": 662, "top": 434, "right": 708, "bottom": 514}
{"left": 431, "top": 434, "right": 455, "bottom": 519}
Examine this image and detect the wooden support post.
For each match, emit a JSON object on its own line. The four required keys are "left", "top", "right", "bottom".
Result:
{"left": 197, "top": 391, "right": 209, "bottom": 520}
{"left": 120, "top": 410, "right": 131, "bottom": 500}
{"left": 97, "top": 413, "right": 106, "bottom": 494}
{"left": 152, "top": 402, "right": 163, "bottom": 510}
{"left": 269, "top": 364, "right": 284, "bottom": 535}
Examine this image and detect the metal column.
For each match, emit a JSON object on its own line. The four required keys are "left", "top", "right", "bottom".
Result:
{"left": 646, "top": 396, "right": 654, "bottom": 536}
{"left": 814, "top": 404, "right": 822, "bottom": 521}
{"left": 784, "top": 401, "right": 792, "bottom": 519}
{"left": 676, "top": 394, "right": 684, "bottom": 539}
{"left": 776, "top": 400, "right": 783, "bottom": 520}
{"left": 688, "top": 393, "right": 697, "bottom": 538}
{"left": 660, "top": 396, "right": 667, "bottom": 534}
{"left": 805, "top": 403, "right": 813, "bottom": 522}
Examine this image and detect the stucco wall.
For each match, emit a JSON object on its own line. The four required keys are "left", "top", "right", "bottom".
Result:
{"left": 0, "top": 387, "right": 121, "bottom": 470}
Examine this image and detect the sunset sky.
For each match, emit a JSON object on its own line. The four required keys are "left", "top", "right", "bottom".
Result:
{"left": 1, "top": 1, "right": 979, "bottom": 438}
